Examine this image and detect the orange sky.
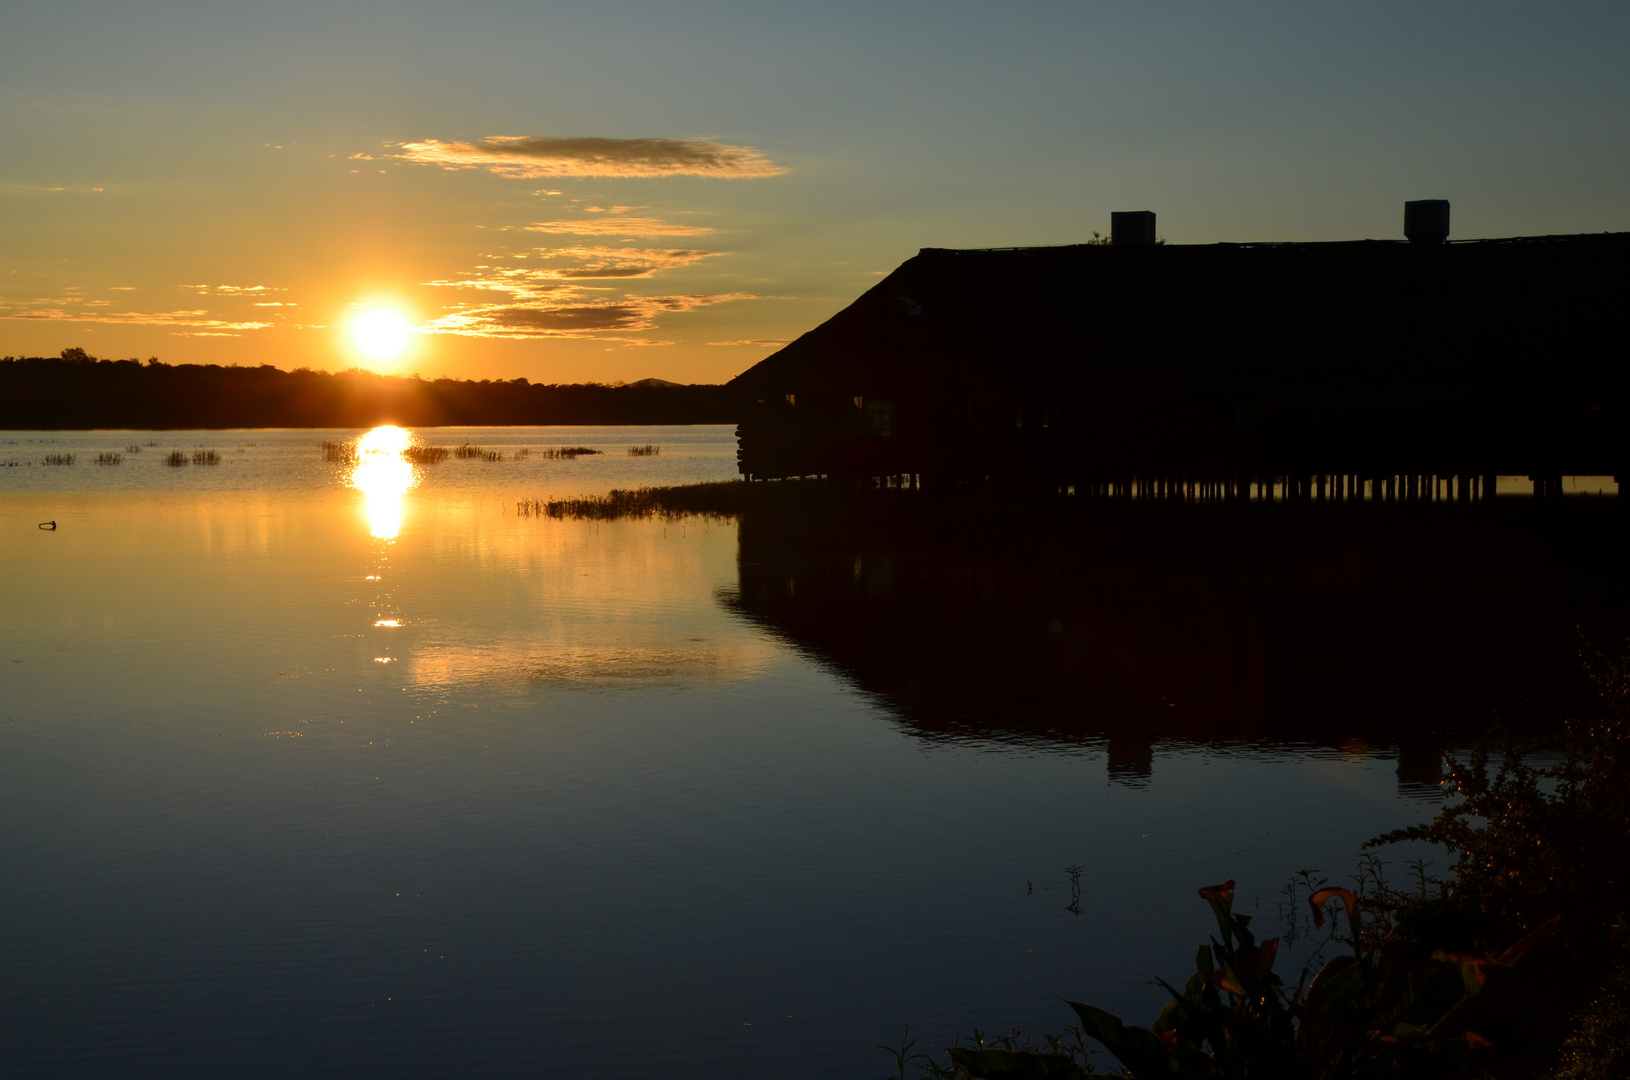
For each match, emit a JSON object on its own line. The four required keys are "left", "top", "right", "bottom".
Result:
{"left": 4, "top": 2, "right": 1628, "bottom": 385}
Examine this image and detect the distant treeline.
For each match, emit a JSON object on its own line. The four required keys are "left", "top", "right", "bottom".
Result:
{"left": 0, "top": 350, "right": 736, "bottom": 429}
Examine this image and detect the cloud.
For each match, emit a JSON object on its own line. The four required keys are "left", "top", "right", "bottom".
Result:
{"left": 707, "top": 339, "right": 793, "bottom": 347}
{"left": 0, "top": 306, "right": 272, "bottom": 334}
{"left": 524, "top": 216, "right": 714, "bottom": 237}
{"left": 423, "top": 292, "right": 753, "bottom": 339}
{"left": 424, "top": 249, "right": 721, "bottom": 302}
{"left": 181, "top": 284, "right": 286, "bottom": 295}
{"left": 395, "top": 135, "right": 785, "bottom": 179}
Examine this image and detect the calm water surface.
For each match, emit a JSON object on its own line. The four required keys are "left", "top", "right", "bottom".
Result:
{"left": 0, "top": 427, "right": 1439, "bottom": 1078}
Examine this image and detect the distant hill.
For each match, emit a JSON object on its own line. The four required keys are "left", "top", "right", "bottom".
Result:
{"left": 0, "top": 351, "right": 736, "bottom": 429}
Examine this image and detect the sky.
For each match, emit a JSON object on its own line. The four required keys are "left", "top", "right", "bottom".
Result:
{"left": 2, "top": 1, "right": 1627, "bottom": 385}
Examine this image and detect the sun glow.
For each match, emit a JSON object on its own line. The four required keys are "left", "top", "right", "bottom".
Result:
{"left": 350, "top": 307, "right": 414, "bottom": 362}
{"left": 350, "top": 425, "right": 417, "bottom": 539}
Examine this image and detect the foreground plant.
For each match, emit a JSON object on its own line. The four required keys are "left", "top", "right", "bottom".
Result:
{"left": 937, "top": 879, "right": 1557, "bottom": 1080}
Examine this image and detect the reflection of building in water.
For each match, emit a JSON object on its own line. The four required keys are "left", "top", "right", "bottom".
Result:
{"left": 724, "top": 214, "right": 1630, "bottom": 493}
{"left": 723, "top": 500, "right": 1630, "bottom": 780}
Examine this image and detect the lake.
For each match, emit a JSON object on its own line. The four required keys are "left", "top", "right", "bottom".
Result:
{"left": 2, "top": 425, "right": 1612, "bottom": 1078}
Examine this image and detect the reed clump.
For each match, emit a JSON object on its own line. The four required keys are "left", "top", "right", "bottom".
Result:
{"left": 540, "top": 446, "right": 603, "bottom": 459}
{"left": 518, "top": 481, "right": 754, "bottom": 522}
{"left": 94, "top": 452, "right": 123, "bottom": 465}
{"left": 404, "top": 445, "right": 450, "bottom": 464}
{"left": 320, "top": 440, "right": 355, "bottom": 463}
{"left": 192, "top": 449, "right": 222, "bottom": 465}
{"left": 453, "top": 443, "right": 485, "bottom": 459}
{"left": 124, "top": 444, "right": 142, "bottom": 453}
{"left": 41, "top": 453, "right": 74, "bottom": 465}
{"left": 164, "top": 451, "right": 189, "bottom": 466}
{"left": 628, "top": 444, "right": 660, "bottom": 456}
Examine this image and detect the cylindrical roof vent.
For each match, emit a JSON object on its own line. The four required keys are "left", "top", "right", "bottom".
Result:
{"left": 1110, "top": 211, "right": 1157, "bottom": 246}
{"left": 1404, "top": 200, "right": 1450, "bottom": 244}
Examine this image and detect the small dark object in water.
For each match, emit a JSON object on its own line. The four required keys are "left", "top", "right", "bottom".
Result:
{"left": 38, "top": 520, "right": 56, "bottom": 530}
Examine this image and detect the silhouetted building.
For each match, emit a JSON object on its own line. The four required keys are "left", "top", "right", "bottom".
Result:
{"left": 724, "top": 217, "right": 1630, "bottom": 493}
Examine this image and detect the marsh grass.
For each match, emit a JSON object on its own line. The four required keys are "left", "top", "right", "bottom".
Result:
{"left": 192, "top": 449, "right": 221, "bottom": 465}
{"left": 514, "top": 447, "right": 532, "bottom": 459}
{"left": 454, "top": 443, "right": 485, "bottom": 459}
{"left": 94, "top": 452, "right": 123, "bottom": 465}
{"left": 320, "top": 440, "right": 355, "bottom": 463}
{"left": 124, "top": 444, "right": 142, "bottom": 453}
{"left": 404, "top": 445, "right": 450, "bottom": 464}
{"left": 627, "top": 444, "right": 660, "bottom": 456}
{"left": 540, "top": 446, "right": 602, "bottom": 459}
{"left": 164, "top": 451, "right": 189, "bottom": 466}
{"left": 516, "top": 481, "right": 764, "bottom": 521}
{"left": 40, "top": 453, "right": 74, "bottom": 465}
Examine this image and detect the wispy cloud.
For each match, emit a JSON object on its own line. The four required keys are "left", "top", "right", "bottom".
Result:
{"left": 0, "top": 306, "right": 272, "bottom": 335}
{"left": 181, "top": 284, "right": 286, "bottom": 296}
{"left": 423, "top": 292, "right": 753, "bottom": 339}
{"left": 524, "top": 216, "right": 714, "bottom": 237}
{"left": 425, "top": 247, "right": 722, "bottom": 301}
{"left": 395, "top": 135, "right": 785, "bottom": 179}
{"left": 707, "top": 339, "right": 792, "bottom": 347}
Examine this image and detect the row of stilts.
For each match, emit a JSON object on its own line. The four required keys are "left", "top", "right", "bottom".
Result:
{"left": 1066, "top": 474, "right": 1513, "bottom": 502}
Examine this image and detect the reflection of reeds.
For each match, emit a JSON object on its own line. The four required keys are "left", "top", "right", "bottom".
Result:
{"left": 94, "top": 452, "right": 123, "bottom": 465}
{"left": 404, "top": 445, "right": 450, "bottom": 464}
{"left": 628, "top": 445, "right": 660, "bottom": 456}
{"left": 518, "top": 481, "right": 751, "bottom": 521}
{"left": 540, "top": 446, "right": 603, "bottom": 459}
{"left": 320, "top": 440, "right": 355, "bottom": 463}
{"left": 41, "top": 453, "right": 75, "bottom": 465}
{"left": 164, "top": 451, "right": 189, "bottom": 466}
{"left": 192, "top": 449, "right": 221, "bottom": 465}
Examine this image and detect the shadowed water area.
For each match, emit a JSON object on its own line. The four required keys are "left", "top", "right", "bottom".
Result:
{"left": 1, "top": 426, "right": 1621, "bottom": 1078}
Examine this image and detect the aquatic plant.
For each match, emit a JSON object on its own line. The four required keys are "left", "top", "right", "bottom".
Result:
{"left": 40, "top": 453, "right": 74, "bottom": 465}
{"left": 192, "top": 449, "right": 221, "bottom": 465}
{"left": 628, "top": 444, "right": 660, "bottom": 456}
{"left": 454, "top": 443, "right": 485, "bottom": 459}
{"left": 164, "top": 450, "right": 189, "bottom": 466}
{"left": 320, "top": 440, "right": 355, "bottom": 463}
{"left": 94, "top": 452, "right": 123, "bottom": 465}
{"left": 540, "top": 446, "right": 603, "bottom": 459}
{"left": 514, "top": 447, "right": 532, "bottom": 459}
{"left": 124, "top": 444, "right": 142, "bottom": 453}
{"left": 403, "top": 445, "right": 450, "bottom": 464}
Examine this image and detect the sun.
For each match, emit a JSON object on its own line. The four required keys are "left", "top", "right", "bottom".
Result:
{"left": 350, "top": 307, "right": 413, "bottom": 362}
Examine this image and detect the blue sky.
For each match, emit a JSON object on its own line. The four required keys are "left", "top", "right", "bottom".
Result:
{"left": 3, "top": 1, "right": 1627, "bottom": 382}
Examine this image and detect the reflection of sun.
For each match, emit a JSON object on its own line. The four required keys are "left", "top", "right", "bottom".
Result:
{"left": 350, "top": 425, "right": 416, "bottom": 539}
{"left": 350, "top": 307, "right": 413, "bottom": 362}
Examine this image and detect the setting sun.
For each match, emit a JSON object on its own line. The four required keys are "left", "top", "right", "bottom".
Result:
{"left": 349, "top": 307, "right": 413, "bottom": 362}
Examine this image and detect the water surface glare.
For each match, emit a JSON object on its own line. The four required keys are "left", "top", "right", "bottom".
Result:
{"left": 0, "top": 427, "right": 1437, "bottom": 1078}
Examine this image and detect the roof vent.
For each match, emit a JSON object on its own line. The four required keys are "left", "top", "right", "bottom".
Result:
{"left": 1404, "top": 200, "right": 1450, "bottom": 244}
{"left": 1110, "top": 211, "right": 1156, "bottom": 246}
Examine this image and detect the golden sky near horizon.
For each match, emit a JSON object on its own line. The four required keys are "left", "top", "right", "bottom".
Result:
{"left": 3, "top": 2, "right": 1628, "bottom": 385}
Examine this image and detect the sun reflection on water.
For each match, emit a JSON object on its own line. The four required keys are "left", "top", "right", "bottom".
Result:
{"left": 350, "top": 425, "right": 416, "bottom": 539}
